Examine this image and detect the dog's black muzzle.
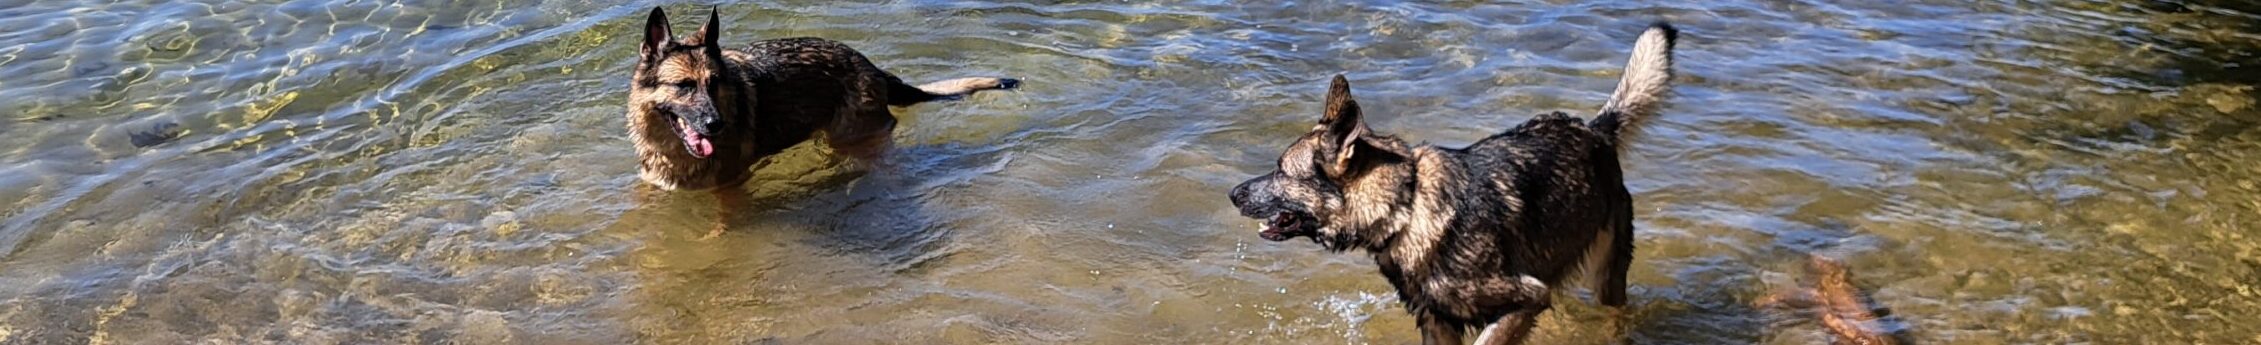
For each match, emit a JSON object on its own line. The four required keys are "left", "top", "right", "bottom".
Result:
{"left": 1228, "top": 173, "right": 1272, "bottom": 218}
{"left": 1228, "top": 173, "right": 1316, "bottom": 241}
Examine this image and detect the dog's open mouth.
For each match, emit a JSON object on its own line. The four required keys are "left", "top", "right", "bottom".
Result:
{"left": 673, "top": 116, "right": 715, "bottom": 158}
{"left": 1258, "top": 211, "right": 1313, "bottom": 241}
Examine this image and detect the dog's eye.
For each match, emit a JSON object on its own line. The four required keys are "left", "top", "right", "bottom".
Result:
{"left": 672, "top": 80, "right": 697, "bottom": 88}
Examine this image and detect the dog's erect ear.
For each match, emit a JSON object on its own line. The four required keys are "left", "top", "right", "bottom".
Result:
{"left": 1327, "top": 122, "right": 1407, "bottom": 178}
{"left": 1317, "top": 75, "right": 1406, "bottom": 177}
{"left": 1318, "top": 74, "right": 1364, "bottom": 156}
{"left": 688, "top": 6, "right": 721, "bottom": 51}
{"left": 641, "top": 7, "right": 672, "bottom": 62}
{"left": 1319, "top": 74, "right": 1361, "bottom": 132}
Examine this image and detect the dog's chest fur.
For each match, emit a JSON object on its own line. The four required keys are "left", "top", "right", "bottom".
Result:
{"left": 630, "top": 120, "right": 751, "bottom": 190}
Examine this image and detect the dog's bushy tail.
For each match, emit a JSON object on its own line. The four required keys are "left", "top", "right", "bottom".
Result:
{"left": 1590, "top": 23, "right": 1677, "bottom": 146}
{"left": 887, "top": 77, "right": 1021, "bottom": 106}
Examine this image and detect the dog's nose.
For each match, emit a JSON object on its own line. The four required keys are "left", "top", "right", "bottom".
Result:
{"left": 1228, "top": 179, "right": 1252, "bottom": 207}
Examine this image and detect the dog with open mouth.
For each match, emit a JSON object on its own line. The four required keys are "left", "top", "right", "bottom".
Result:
{"left": 626, "top": 6, "right": 1019, "bottom": 191}
{"left": 1227, "top": 23, "right": 1677, "bottom": 345}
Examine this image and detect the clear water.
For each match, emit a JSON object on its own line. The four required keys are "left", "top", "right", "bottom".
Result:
{"left": 1, "top": 0, "right": 2255, "bottom": 344}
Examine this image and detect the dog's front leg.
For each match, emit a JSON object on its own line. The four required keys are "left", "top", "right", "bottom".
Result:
{"left": 1471, "top": 306, "right": 1548, "bottom": 345}
{"left": 704, "top": 186, "right": 747, "bottom": 240}
{"left": 1417, "top": 314, "right": 1465, "bottom": 345}
{"left": 1471, "top": 276, "right": 1553, "bottom": 345}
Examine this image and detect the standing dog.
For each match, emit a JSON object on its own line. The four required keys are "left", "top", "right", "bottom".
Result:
{"left": 1226, "top": 24, "right": 1676, "bottom": 345}
{"left": 627, "top": 7, "right": 1018, "bottom": 191}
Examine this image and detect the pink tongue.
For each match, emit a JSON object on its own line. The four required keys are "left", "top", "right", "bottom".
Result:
{"left": 678, "top": 123, "right": 715, "bottom": 157}
{"left": 686, "top": 134, "right": 714, "bottom": 156}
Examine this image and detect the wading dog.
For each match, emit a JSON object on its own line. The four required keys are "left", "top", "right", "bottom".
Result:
{"left": 628, "top": 7, "right": 1018, "bottom": 191}
{"left": 1226, "top": 23, "right": 1676, "bottom": 345}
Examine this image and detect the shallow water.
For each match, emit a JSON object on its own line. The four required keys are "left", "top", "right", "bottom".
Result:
{"left": 2, "top": 0, "right": 2257, "bottom": 344}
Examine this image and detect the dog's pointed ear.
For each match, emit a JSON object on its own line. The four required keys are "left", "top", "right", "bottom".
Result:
{"left": 641, "top": 7, "right": 672, "bottom": 62}
{"left": 689, "top": 6, "right": 722, "bottom": 51}
{"left": 1319, "top": 74, "right": 1360, "bottom": 130}
{"left": 1318, "top": 75, "right": 1406, "bottom": 177}
{"left": 1318, "top": 75, "right": 1365, "bottom": 154}
{"left": 1327, "top": 122, "right": 1406, "bottom": 178}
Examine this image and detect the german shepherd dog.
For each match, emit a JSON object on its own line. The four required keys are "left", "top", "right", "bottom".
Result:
{"left": 1227, "top": 24, "right": 1677, "bottom": 345}
{"left": 627, "top": 7, "right": 1018, "bottom": 191}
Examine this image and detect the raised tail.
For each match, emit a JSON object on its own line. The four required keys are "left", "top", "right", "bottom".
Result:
{"left": 886, "top": 77, "right": 1021, "bottom": 106}
{"left": 1590, "top": 23, "right": 1678, "bottom": 146}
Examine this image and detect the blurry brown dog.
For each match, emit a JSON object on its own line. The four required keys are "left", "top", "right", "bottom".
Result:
{"left": 1756, "top": 254, "right": 1903, "bottom": 345}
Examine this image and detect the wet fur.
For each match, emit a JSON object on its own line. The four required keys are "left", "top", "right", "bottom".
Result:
{"left": 627, "top": 7, "right": 1018, "bottom": 191}
{"left": 1228, "top": 23, "right": 1676, "bottom": 345}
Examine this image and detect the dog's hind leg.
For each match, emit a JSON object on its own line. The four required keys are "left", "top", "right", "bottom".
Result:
{"left": 1576, "top": 201, "right": 1637, "bottom": 308}
{"left": 825, "top": 105, "right": 899, "bottom": 160}
{"left": 1595, "top": 216, "right": 1636, "bottom": 307}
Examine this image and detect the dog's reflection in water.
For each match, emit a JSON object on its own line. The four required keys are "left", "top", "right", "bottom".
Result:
{"left": 630, "top": 145, "right": 869, "bottom": 239}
